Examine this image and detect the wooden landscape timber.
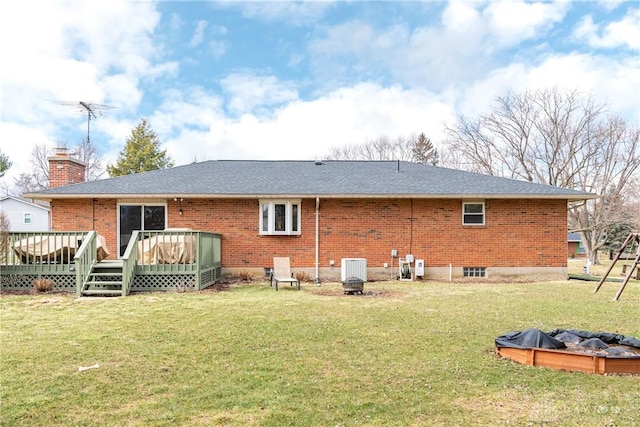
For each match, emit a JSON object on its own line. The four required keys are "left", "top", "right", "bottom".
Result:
{"left": 496, "top": 346, "right": 640, "bottom": 375}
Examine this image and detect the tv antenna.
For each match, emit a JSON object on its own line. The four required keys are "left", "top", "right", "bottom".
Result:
{"left": 51, "top": 101, "right": 116, "bottom": 144}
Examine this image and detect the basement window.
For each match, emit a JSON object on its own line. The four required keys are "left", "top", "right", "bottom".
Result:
{"left": 260, "top": 200, "right": 300, "bottom": 236}
{"left": 463, "top": 267, "right": 486, "bottom": 278}
{"left": 463, "top": 201, "right": 485, "bottom": 225}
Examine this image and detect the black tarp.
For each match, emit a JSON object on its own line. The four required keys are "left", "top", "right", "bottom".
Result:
{"left": 495, "top": 328, "right": 566, "bottom": 350}
{"left": 496, "top": 328, "right": 640, "bottom": 353}
{"left": 548, "top": 329, "right": 640, "bottom": 349}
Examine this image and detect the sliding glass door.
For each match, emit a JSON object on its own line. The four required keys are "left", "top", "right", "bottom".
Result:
{"left": 118, "top": 204, "right": 166, "bottom": 256}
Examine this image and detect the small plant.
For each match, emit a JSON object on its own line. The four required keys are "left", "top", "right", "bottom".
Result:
{"left": 33, "top": 278, "right": 54, "bottom": 293}
{"left": 237, "top": 270, "right": 254, "bottom": 282}
{"left": 295, "top": 270, "right": 311, "bottom": 282}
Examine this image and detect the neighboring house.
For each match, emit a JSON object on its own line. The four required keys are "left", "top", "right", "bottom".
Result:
{"left": 0, "top": 196, "right": 50, "bottom": 231}
{"left": 567, "top": 232, "right": 586, "bottom": 258}
{"left": 23, "top": 150, "right": 596, "bottom": 281}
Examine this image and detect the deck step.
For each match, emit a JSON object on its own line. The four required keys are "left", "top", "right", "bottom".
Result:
{"left": 81, "top": 261, "right": 126, "bottom": 296}
{"left": 82, "top": 289, "right": 123, "bottom": 296}
{"left": 85, "top": 281, "right": 122, "bottom": 287}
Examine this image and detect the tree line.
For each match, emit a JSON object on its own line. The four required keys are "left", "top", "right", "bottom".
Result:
{"left": 1, "top": 88, "right": 638, "bottom": 263}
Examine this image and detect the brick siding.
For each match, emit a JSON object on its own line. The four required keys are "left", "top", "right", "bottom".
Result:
{"left": 51, "top": 197, "right": 567, "bottom": 269}
{"left": 48, "top": 156, "right": 86, "bottom": 188}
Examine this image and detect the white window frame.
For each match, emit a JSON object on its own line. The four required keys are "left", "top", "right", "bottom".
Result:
{"left": 463, "top": 267, "right": 487, "bottom": 278}
{"left": 259, "top": 199, "right": 301, "bottom": 236}
{"left": 23, "top": 212, "right": 32, "bottom": 224}
{"left": 462, "top": 201, "right": 485, "bottom": 225}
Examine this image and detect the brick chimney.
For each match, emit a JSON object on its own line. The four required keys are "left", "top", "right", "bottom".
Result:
{"left": 48, "top": 147, "right": 86, "bottom": 188}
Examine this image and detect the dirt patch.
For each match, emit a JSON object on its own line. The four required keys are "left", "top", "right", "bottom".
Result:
{"left": 1, "top": 289, "right": 70, "bottom": 297}
{"left": 21, "top": 297, "right": 67, "bottom": 305}
{"left": 199, "top": 280, "right": 232, "bottom": 293}
{"left": 309, "top": 287, "right": 402, "bottom": 298}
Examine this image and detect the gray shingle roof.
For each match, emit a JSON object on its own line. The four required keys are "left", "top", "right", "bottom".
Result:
{"left": 25, "top": 160, "right": 596, "bottom": 200}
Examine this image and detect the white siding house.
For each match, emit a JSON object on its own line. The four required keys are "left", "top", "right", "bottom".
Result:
{"left": 0, "top": 196, "right": 50, "bottom": 231}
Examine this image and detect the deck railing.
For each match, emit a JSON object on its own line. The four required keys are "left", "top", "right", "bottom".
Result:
{"left": 129, "top": 229, "right": 222, "bottom": 290}
{"left": 1, "top": 231, "right": 88, "bottom": 292}
{"left": 1, "top": 231, "right": 86, "bottom": 272}
{"left": 1, "top": 230, "right": 222, "bottom": 293}
{"left": 121, "top": 230, "right": 139, "bottom": 296}
{"left": 74, "top": 231, "right": 98, "bottom": 297}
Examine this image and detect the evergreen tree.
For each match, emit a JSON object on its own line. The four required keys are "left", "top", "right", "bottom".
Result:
{"left": 412, "top": 133, "right": 439, "bottom": 165}
{"left": 107, "top": 119, "right": 174, "bottom": 177}
{"left": 0, "top": 150, "right": 11, "bottom": 178}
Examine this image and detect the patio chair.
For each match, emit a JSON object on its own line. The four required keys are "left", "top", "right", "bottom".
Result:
{"left": 270, "top": 257, "right": 300, "bottom": 291}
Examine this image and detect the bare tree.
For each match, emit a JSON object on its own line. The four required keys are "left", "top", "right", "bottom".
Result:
{"left": 75, "top": 140, "right": 106, "bottom": 181}
{"left": 0, "top": 211, "right": 9, "bottom": 263}
{"left": 13, "top": 144, "right": 50, "bottom": 194}
{"left": 326, "top": 133, "right": 438, "bottom": 164}
{"left": 12, "top": 140, "right": 105, "bottom": 195}
{"left": 444, "top": 87, "right": 640, "bottom": 264}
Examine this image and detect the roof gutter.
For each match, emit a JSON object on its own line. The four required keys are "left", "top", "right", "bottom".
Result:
{"left": 25, "top": 193, "right": 599, "bottom": 202}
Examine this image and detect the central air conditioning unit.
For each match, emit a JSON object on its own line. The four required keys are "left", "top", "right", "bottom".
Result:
{"left": 341, "top": 258, "right": 367, "bottom": 282}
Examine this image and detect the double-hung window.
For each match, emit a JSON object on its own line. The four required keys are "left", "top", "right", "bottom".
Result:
{"left": 260, "top": 200, "right": 300, "bottom": 235}
{"left": 463, "top": 201, "right": 485, "bottom": 225}
{"left": 24, "top": 212, "right": 32, "bottom": 224}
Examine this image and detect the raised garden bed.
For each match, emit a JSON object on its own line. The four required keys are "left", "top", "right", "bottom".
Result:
{"left": 496, "top": 346, "right": 640, "bottom": 375}
{"left": 496, "top": 328, "right": 640, "bottom": 375}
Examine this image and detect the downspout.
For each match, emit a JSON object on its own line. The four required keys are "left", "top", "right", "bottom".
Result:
{"left": 315, "top": 197, "right": 320, "bottom": 285}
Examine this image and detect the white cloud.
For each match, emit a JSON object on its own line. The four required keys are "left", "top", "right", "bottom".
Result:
{"left": 220, "top": 73, "right": 299, "bottom": 116}
{"left": 208, "top": 40, "right": 228, "bottom": 59}
{"left": 597, "top": 0, "right": 628, "bottom": 12}
{"left": 573, "top": 8, "right": 640, "bottom": 50}
{"left": 160, "top": 82, "right": 455, "bottom": 166}
{"left": 307, "top": 1, "right": 569, "bottom": 90}
{"left": 232, "top": 1, "right": 334, "bottom": 26}
{"left": 484, "top": 0, "right": 569, "bottom": 48}
{"left": 190, "top": 20, "right": 209, "bottom": 47}
{"left": 457, "top": 52, "right": 640, "bottom": 125}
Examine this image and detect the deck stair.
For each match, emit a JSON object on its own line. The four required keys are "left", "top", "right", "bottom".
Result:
{"left": 81, "top": 260, "right": 124, "bottom": 296}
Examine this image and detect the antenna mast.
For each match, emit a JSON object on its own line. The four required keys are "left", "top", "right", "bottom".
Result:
{"left": 79, "top": 101, "right": 97, "bottom": 144}
{"left": 51, "top": 100, "right": 116, "bottom": 143}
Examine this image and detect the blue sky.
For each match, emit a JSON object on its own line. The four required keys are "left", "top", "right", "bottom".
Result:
{"left": 1, "top": 1, "right": 639, "bottom": 191}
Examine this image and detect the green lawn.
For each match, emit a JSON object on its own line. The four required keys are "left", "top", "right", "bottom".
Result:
{"left": 1, "top": 277, "right": 639, "bottom": 426}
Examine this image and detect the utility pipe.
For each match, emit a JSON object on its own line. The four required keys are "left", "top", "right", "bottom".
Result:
{"left": 315, "top": 197, "right": 320, "bottom": 284}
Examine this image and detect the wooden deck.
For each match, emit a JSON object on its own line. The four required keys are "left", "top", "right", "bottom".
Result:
{"left": 1, "top": 230, "right": 222, "bottom": 296}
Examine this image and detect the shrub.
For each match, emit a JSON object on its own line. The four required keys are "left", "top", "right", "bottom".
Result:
{"left": 295, "top": 270, "right": 312, "bottom": 282}
{"left": 237, "top": 271, "right": 254, "bottom": 282}
{"left": 33, "top": 278, "right": 54, "bottom": 293}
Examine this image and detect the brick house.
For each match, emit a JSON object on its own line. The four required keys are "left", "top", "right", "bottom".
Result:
{"left": 23, "top": 149, "right": 595, "bottom": 282}
{"left": 567, "top": 232, "right": 586, "bottom": 258}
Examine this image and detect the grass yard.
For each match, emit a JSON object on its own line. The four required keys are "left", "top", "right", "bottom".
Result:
{"left": 1, "top": 275, "right": 639, "bottom": 426}
{"left": 568, "top": 257, "right": 624, "bottom": 277}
